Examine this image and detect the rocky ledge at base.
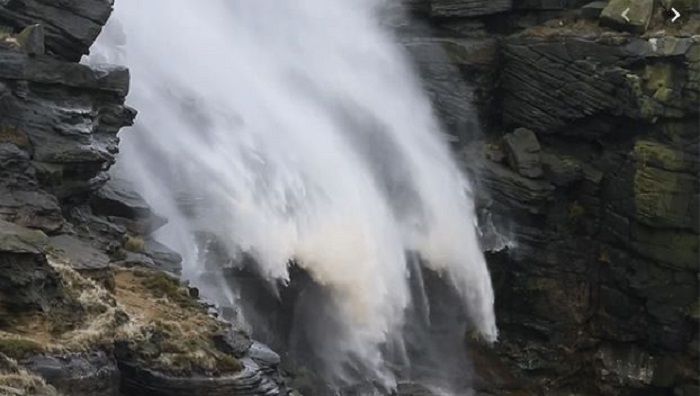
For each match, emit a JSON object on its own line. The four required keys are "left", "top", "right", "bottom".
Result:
{"left": 0, "top": 2, "right": 289, "bottom": 395}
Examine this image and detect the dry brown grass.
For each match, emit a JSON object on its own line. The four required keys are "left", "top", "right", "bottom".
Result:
{"left": 0, "top": 255, "right": 242, "bottom": 377}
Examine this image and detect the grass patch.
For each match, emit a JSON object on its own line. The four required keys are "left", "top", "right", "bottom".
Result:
{"left": 124, "top": 236, "right": 146, "bottom": 253}
{"left": 114, "top": 270, "right": 243, "bottom": 376}
{"left": 0, "top": 338, "right": 43, "bottom": 359}
{"left": 138, "top": 271, "right": 197, "bottom": 309}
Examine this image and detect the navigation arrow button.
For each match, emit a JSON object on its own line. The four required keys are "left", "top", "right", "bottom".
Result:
{"left": 671, "top": 7, "right": 681, "bottom": 23}
{"left": 621, "top": 7, "right": 631, "bottom": 22}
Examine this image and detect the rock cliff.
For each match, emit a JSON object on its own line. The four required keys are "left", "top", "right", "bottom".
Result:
{"left": 406, "top": 0, "right": 698, "bottom": 395}
{"left": 0, "top": 2, "right": 287, "bottom": 395}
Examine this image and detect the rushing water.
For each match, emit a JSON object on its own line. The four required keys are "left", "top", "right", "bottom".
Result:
{"left": 89, "top": 0, "right": 497, "bottom": 392}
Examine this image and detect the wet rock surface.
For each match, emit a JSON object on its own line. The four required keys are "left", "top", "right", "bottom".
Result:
{"left": 407, "top": 1, "right": 699, "bottom": 395}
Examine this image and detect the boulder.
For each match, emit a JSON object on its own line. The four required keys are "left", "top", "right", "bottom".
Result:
{"left": 0, "top": 144, "right": 64, "bottom": 233}
{"left": 502, "top": 128, "right": 543, "bottom": 178}
{"left": 15, "top": 24, "right": 44, "bottom": 55}
{"left": 0, "top": 0, "right": 114, "bottom": 61}
{"left": 600, "top": 0, "right": 655, "bottom": 33}
{"left": 91, "top": 177, "right": 153, "bottom": 220}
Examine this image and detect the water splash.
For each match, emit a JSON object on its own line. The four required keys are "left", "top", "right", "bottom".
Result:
{"left": 89, "top": 0, "right": 497, "bottom": 390}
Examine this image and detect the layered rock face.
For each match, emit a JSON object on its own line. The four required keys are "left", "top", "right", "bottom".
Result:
{"left": 406, "top": 1, "right": 698, "bottom": 395}
{"left": 0, "top": 3, "right": 288, "bottom": 396}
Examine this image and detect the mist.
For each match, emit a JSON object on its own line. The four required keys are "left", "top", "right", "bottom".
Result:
{"left": 89, "top": 0, "right": 497, "bottom": 391}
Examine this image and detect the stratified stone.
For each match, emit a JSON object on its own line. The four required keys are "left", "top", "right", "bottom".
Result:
{"left": 48, "top": 235, "right": 110, "bottom": 271}
{"left": 430, "top": 0, "right": 512, "bottom": 17}
{"left": 91, "top": 177, "right": 153, "bottom": 220}
{"left": 0, "top": 220, "right": 63, "bottom": 315}
{"left": 0, "top": 0, "right": 114, "bottom": 61}
{"left": 0, "top": 144, "right": 64, "bottom": 232}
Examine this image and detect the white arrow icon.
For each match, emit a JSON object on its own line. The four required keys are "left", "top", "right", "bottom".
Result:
{"left": 671, "top": 7, "right": 681, "bottom": 23}
{"left": 621, "top": 7, "right": 630, "bottom": 22}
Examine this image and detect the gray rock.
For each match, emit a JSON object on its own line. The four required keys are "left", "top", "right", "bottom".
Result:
{"left": 213, "top": 329, "right": 254, "bottom": 358}
{"left": 0, "top": 48, "right": 135, "bottom": 206}
{"left": 600, "top": 0, "right": 655, "bottom": 34}
{"left": 430, "top": 0, "right": 512, "bottom": 17}
{"left": 144, "top": 239, "right": 183, "bottom": 274}
{"left": 502, "top": 128, "right": 543, "bottom": 178}
{"left": 91, "top": 177, "right": 152, "bottom": 220}
{"left": 48, "top": 234, "right": 110, "bottom": 270}
{"left": 0, "top": 50, "right": 130, "bottom": 95}
{"left": 24, "top": 352, "right": 120, "bottom": 396}
{"left": 248, "top": 342, "right": 281, "bottom": 369}
{"left": 0, "top": 144, "right": 64, "bottom": 232}
{"left": 0, "top": 221, "right": 63, "bottom": 314}
{"left": 15, "top": 24, "right": 44, "bottom": 55}
{"left": 479, "top": 161, "right": 554, "bottom": 214}
{"left": 0, "top": 219, "right": 48, "bottom": 254}
{"left": 0, "top": 0, "right": 114, "bottom": 61}
{"left": 117, "top": 361, "right": 282, "bottom": 396}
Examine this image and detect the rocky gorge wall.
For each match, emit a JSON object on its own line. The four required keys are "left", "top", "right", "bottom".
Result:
{"left": 405, "top": 0, "right": 699, "bottom": 395}
{"left": 0, "top": 2, "right": 288, "bottom": 395}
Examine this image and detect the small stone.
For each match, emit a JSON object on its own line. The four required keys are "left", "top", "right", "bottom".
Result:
{"left": 15, "top": 24, "right": 44, "bottom": 56}
{"left": 600, "top": 0, "right": 655, "bottom": 34}
{"left": 502, "top": 128, "right": 543, "bottom": 179}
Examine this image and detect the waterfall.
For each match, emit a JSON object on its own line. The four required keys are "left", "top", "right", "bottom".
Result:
{"left": 89, "top": 0, "right": 497, "bottom": 391}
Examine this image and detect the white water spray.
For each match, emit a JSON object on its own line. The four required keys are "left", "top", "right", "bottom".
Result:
{"left": 90, "top": 0, "right": 497, "bottom": 389}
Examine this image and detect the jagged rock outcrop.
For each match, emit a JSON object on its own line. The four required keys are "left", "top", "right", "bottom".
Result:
{"left": 0, "top": 0, "right": 114, "bottom": 61}
{"left": 24, "top": 352, "right": 120, "bottom": 396}
{"left": 407, "top": 1, "right": 698, "bottom": 395}
{"left": 0, "top": 4, "right": 289, "bottom": 396}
